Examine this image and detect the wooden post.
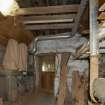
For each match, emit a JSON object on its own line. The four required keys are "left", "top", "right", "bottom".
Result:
{"left": 56, "top": 53, "right": 70, "bottom": 105}
{"left": 90, "top": 56, "right": 99, "bottom": 102}
{"left": 54, "top": 54, "right": 61, "bottom": 97}
{"left": 72, "top": 71, "right": 88, "bottom": 105}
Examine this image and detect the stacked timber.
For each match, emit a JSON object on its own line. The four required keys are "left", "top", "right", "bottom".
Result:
{"left": 18, "top": 43, "right": 28, "bottom": 71}
{"left": 3, "top": 39, "right": 18, "bottom": 70}
{"left": 98, "top": 2, "right": 105, "bottom": 20}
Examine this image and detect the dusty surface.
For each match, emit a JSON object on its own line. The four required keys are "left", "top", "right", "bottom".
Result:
{"left": 93, "top": 78, "right": 105, "bottom": 104}
{"left": 14, "top": 90, "right": 55, "bottom": 105}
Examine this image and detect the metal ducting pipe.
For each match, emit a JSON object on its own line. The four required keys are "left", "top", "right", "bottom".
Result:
{"left": 90, "top": 0, "right": 99, "bottom": 55}
{"left": 30, "top": 32, "right": 73, "bottom": 54}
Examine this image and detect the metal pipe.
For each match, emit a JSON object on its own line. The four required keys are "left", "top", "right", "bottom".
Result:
{"left": 30, "top": 32, "right": 72, "bottom": 54}
{"left": 90, "top": 0, "right": 99, "bottom": 56}
{"left": 89, "top": 0, "right": 99, "bottom": 103}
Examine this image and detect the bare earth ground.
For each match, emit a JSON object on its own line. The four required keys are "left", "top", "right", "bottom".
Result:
{"left": 13, "top": 89, "right": 55, "bottom": 105}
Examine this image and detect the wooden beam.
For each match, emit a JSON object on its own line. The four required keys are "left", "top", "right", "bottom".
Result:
{"left": 22, "top": 14, "right": 75, "bottom": 24}
{"left": 22, "top": 14, "right": 76, "bottom": 21}
{"left": 57, "top": 53, "right": 70, "bottom": 105}
{"left": 16, "top": 5, "right": 79, "bottom": 15}
{"left": 23, "top": 19, "right": 74, "bottom": 24}
{"left": 98, "top": 12, "right": 105, "bottom": 20}
{"left": 99, "top": 3, "right": 105, "bottom": 12}
{"left": 72, "top": 0, "right": 88, "bottom": 35}
{"left": 90, "top": 56, "right": 99, "bottom": 102}
{"left": 25, "top": 23, "right": 74, "bottom": 30}
{"left": 76, "top": 43, "right": 89, "bottom": 58}
{"left": 72, "top": 71, "right": 88, "bottom": 105}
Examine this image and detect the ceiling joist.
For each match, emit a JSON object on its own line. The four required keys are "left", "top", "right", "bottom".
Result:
{"left": 23, "top": 19, "right": 74, "bottom": 24}
{"left": 22, "top": 14, "right": 75, "bottom": 24}
{"left": 25, "top": 23, "right": 74, "bottom": 30}
{"left": 16, "top": 4, "right": 79, "bottom": 15}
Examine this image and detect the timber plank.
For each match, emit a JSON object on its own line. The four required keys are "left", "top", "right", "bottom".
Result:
{"left": 17, "top": 5, "right": 79, "bottom": 15}
{"left": 22, "top": 14, "right": 75, "bottom": 24}
{"left": 22, "top": 14, "right": 76, "bottom": 21}
{"left": 99, "top": 3, "right": 105, "bottom": 12}
{"left": 98, "top": 12, "right": 105, "bottom": 20}
{"left": 25, "top": 23, "right": 74, "bottom": 30}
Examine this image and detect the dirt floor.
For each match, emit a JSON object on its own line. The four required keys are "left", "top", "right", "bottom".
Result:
{"left": 14, "top": 89, "right": 55, "bottom": 105}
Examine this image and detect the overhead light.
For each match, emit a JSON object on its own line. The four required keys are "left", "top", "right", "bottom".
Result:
{"left": 0, "top": 0, "right": 19, "bottom": 16}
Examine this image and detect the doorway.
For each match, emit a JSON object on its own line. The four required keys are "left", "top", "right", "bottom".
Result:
{"left": 39, "top": 54, "right": 55, "bottom": 93}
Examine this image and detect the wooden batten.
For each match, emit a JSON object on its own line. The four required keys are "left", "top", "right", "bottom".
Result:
{"left": 98, "top": 2, "right": 105, "bottom": 20}
{"left": 16, "top": 5, "right": 79, "bottom": 15}
{"left": 98, "top": 12, "right": 105, "bottom": 20}
{"left": 25, "top": 23, "right": 74, "bottom": 30}
{"left": 99, "top": 3, "right": 105, "bottom": 12}
{"left": 23, "top": 18, "right": 74, "bottom": 24}
{"left": 22, "top": 14, "right": 76, "bottom": 22}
